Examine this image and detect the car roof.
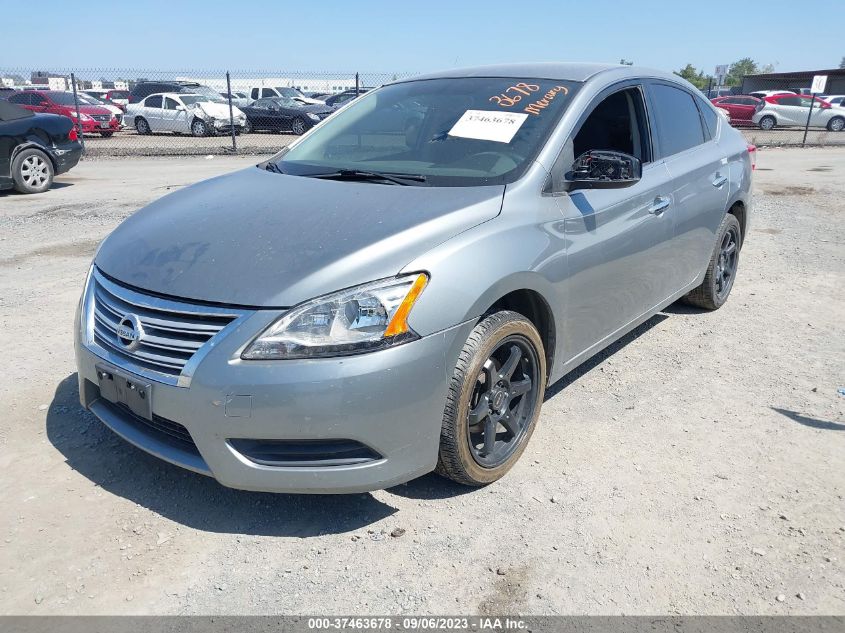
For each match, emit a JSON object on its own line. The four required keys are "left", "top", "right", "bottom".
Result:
{"left": 401, "top": 62, "right": 643, "bottom": 83}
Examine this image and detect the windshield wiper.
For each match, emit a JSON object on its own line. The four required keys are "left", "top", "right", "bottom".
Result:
{"left": 306, "top": 169, "right": 427, "bottom": 186}
{"left": 264, "top": 161, "right": 283, "bottom": 174}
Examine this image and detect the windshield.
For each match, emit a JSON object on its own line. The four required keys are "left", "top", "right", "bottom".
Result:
{"left": 179, "top": 95, "right": 209, "bottom": 106}
{"left": 188, "top": 86, "right": 226, "bottom": 102}
{"left": 275, "top": 87, "right": 304, "bottom": 98}
{"left": 78, "top": 95, "right": 101, "bottom": 105}
{"left": 110, "top": 90, "right": 129, "bottom": 99}
{"left": 272, "top": 77, "right": 580, "bottom": 186}
{"left": 47, "top": 92, "right": 80, "bottom": 105}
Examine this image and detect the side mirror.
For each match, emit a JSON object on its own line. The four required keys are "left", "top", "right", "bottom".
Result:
{"left": 566, "top": 150, "right": 642, "bottom": 190}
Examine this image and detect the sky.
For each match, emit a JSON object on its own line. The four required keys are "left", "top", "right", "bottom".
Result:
{"left": 1, "top": 0, "right": 840, "bottom": 75}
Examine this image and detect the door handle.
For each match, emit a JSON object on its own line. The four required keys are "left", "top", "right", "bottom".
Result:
{"left": 648, "top": 196, "right": 671, "bottom": 215}
{"left": 712, "top": 174, "right": 728, "bottom": 188}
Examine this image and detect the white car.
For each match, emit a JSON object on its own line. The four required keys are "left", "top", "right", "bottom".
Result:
{"left": 748, "top": 90, "right": 796, "bottom": 99}
{"left": 125, "top": 93, "right": 247, "bottom": 136}
{"left": 819, "top": 95, "right": 845, "bottom": 107}
{"left": 248, "top": 86, "right": 325, "bottom": 105}
{"left": 752, "top": 94, "right": 845, "bottom": 132}
{"left": 78, "top": 94, "right": 124, "bottom": 126}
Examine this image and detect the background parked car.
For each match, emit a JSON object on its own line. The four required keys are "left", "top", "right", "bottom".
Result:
{"left": 248, "top": 86, "right": 325, "bottom": 105}
{"left": 82, "top": 89, "right": 129, "bottom": 109}
{"left": 710, "top": 95, "right": 762, "bottom": 126}
{"left": 0, "top": 101, "right": 82, "bottom": 194}
{"left": 325, "top": 88, "right": 371, "bottom": 109}
{"left": 7, "top": 90, "right": 119, "bottom": 137}
{"left": 818, "top": 95, "right": 845, "bottom": 107}
{"left": 128, "top": 81, "right": 225, "bottom": 104}
{"left": 748, "top": 90, "right": 796, "bottom": 99}
{"left": 0, "top": 87, "right": 16, "bottom": 101}
{"left": 220, "top": 91, "right": 251, "bottom": 108}
{"left": 77, "top": 94, "right": 124, "bottom": 126}
{"left": 752, "top": 94, "right": 845, "bottom": 131}
{"left": 240, "top": 97, "right": 333, "bottom": 134}
{"left": 124, "top": 93, "right": 246, "bottom": 136}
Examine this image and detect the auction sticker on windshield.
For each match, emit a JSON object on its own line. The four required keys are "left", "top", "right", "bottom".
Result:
{"left": 448, "top": 110, "right": 528, "bottom": 143}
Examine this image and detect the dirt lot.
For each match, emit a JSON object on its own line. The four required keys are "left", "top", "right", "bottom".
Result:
{"left": 0, "top": 149, "right": 843, "bottom": 615}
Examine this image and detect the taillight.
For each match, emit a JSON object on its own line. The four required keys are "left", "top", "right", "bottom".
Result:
{"left": 747, "top": 144, "right": 757, "bottom": 171}
{"left": 68, "top": 127, "right": 78, "bottom": 141}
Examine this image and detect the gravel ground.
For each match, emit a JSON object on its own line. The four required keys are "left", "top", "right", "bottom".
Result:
{"left": 0, "top": 149, "right": 843, "bottom": 616}
{"left": 79, "top": 127, "right": 845, "bottom": 157}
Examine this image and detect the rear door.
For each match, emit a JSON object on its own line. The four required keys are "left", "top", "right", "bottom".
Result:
{"left": 646, "top": 81, "right": 729, "bottom": 289}
{"left": 774, "top": 96, "right": 803, "bottom": 124}
{"left": 143, "top": 95, "right": 163, "bottom": 130}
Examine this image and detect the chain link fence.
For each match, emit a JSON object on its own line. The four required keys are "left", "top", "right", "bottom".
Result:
{"left": 2, "top": 67, "right": 843, "bottom": 157}
{"left": 0, "top": 68, "right": 416, "bottom": 157}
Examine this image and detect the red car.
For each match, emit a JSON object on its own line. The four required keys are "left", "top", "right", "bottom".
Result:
{"left": 7, "top": 90, "right": 119, "bottom": 137}
{"left": 710, "top": 95, "right": 762, "bottom": 125}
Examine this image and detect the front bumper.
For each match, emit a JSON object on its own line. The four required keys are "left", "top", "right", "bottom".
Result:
{"left": 74, "top": 285, "right": 472, "bottom": 493}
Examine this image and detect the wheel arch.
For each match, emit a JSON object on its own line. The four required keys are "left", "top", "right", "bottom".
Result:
{"left": 11, "top": 142, "right": 56, "bottom": 172}
{"left": 485, "top": 288, "right": 556, "bottom": 380}
{"left": 727, "top": 199, "right": 747, "bottom": 246}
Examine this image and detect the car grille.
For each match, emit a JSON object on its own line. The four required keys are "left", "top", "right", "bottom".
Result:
{"left": 91, "top": 114, "right": 111, "bottom": 122}
{"left": 87, "top": 268, "right": 246, "bottom": 386}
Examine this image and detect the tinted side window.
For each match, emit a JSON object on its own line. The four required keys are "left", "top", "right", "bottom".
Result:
{"left": 650, "top": 84, "right": 706, "bottom": 157}
{"left": 145, "top": 95, "right": 162, "bottom": 108}
{"left": 262, "top": 88, "right": 275, "bottom": 98}
{"left": 164, "top": 97, "right": 179, "bottom": 110}
{"left": 778, "top": 96, "right": 801, "bottom": 106}
{"left": 8, "top": 92, "right": 29, "bottom": 104}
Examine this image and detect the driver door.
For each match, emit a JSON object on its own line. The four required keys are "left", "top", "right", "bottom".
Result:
{"left": 552, "top": 84, "right": 676, "bottom": 364}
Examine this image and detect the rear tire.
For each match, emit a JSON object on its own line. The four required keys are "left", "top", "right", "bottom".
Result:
{"left": 100, "top": 131, "right": 114, "bottom": 138}
{"left": 135, "top": 117, "right": 151, "bottom": 135}
{"left": 243, "top": 119, "right": 252, "bottom": 134}
{"left": 827, "top": 116, "right": 845, "bottom": 132}
{"left": 11, "top": 148, "right": 54, "bottom": 194}
{"left": 436, "top": 311, "right": 546, "bottom": 486}
{"left": 758, "top": 115, "right": 776, "bottom": 130}
{"left": 682, "top": 213, "right": 742, "bottom": 310}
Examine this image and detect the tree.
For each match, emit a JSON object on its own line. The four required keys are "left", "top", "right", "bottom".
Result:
{"left": 619, "top": 59, "right": 634, "bottom": 66}
{"left": 675, "top": 63, "right": 708, "bottom": 89}
{"left": 725, "top": 58, "right": 758, "bottom": 86}
{"left": 840, "top": 56, "right": 845, "bottom": 69}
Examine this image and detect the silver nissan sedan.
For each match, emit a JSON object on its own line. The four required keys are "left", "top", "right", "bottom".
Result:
{"left": 75, "top": 63, "right": 752, "bottom": 493}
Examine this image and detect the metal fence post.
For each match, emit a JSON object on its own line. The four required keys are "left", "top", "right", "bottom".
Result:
{"left": 801, "top": 95, "right": 815, "bottom": 147}
{"left": 355, "top": 72, "right": 360, "bottom": 97}
{"left": 226, "top": 71, "right": 237, "bottom": 154}
{"left": 70, "top": 72, "right": 86, "bottom": 155}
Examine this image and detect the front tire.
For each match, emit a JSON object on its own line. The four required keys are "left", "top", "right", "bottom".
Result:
{"left": 191, "top": 119, "right": 209, "bottom": 137}
{"left": 682, "top": 213, "right": 742, "bottom": 310}
{"left": 758, "top": 115, "right": 776, "bottom": 131}
{"left": 436, "top": 311, "right": 546, "bottom": 486}
{"left": 100, "top": 131, "right": 114, "bottom": 138}
{"left": 827, "top": 116, "right": 845, "bottom": 132}
{"left": 291, "top": 117, "right": 307, "bottom": 135}
{"left": 11, "top": 148, "right": 54, "bottom": 194}
{"left": 135, "top": 117, "right": 151, "bottom": 135}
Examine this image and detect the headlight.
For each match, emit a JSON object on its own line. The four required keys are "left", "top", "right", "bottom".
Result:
{"left": 242, "top": 273, "right": 428, "bottom": 360}
{"left": 307, "top": 113, "right": 320, "bottom": 122}
{"left": 79, "top": 113, "right": 93, "bottom": 121}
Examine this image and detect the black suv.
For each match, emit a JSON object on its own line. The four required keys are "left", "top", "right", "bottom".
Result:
{"left": 128, "top": 81, "right": 224, "bottom": 103}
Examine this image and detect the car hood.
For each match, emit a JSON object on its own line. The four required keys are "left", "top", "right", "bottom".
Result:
{"left": 78, "top": 104, "right": 113, "bottom": 115}
{"left": 95, "top": 167, "right": 504, "bottom": 307}
{"left": 301, "top": 104, "right": 334, "bottom": 115}
{"left": 194, "top": 101, "right": 244, "bottom": 118}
